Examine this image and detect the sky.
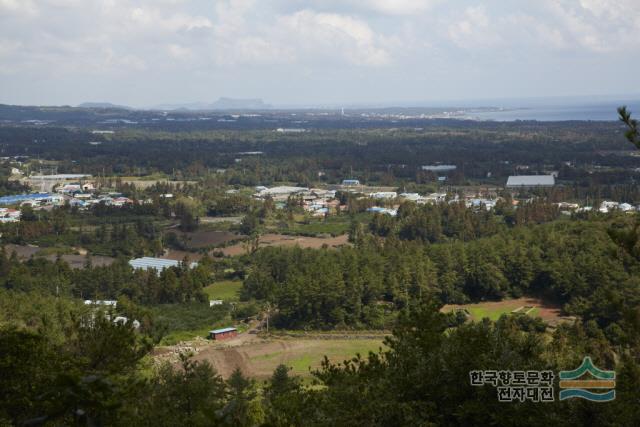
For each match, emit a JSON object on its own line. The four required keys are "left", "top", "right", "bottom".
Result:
{"left": 1, "top": 0, "right": 639, "bottom": 107}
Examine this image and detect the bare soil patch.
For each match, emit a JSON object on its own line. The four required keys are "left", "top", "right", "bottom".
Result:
{"left": 3, "top": 244, "right": 115, "bottom": 269}
{"left": 220, "top": 233, "right": 349, "bottom": 257}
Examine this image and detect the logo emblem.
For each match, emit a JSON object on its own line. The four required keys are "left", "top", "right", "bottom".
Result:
{"left": 559, "top": 357, "right": 615, "bottom": 402}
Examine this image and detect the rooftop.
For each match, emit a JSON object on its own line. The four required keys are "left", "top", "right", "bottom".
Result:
{"left": 506, "top": 175, "right": 555, "bottom": 187}
{"left": 129, "top": 257, "right": 198, "bottom": 271}
{"left": 210, "top": 327, "right": 237, "bottom": 334}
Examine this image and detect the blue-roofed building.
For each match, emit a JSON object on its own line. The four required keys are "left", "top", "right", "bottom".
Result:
{"left": 0, "top": 193, "right": 59, "bottom": 206}
{"left": 128, "top": 257, "right": 198, "bottom": 274}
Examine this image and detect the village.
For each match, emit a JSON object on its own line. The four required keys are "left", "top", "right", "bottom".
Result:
{"left": 2, "top": 169, "right": 640, "bottom": 224}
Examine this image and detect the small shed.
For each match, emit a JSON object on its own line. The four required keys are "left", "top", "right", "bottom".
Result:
{"left": 209, "top": 327, "right": 238, "bottom": 340}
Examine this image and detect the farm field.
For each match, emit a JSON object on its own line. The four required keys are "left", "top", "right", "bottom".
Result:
{"left": 172, "top": 230, "right": 241, "bottom": 249}
{"left": 3, "top": 244, "right": 115, "bottom": 268}
{"left": 204, "top": 280, "right": 242, "bottom": 302}
{"left": 221, "top": 233, "right": 349, "bottom": 256}
{"left": 191, "top": 336, "right": 385, "bottom": 378}
{"left": 441, "top": 297, "right": 572, "bottom": 326}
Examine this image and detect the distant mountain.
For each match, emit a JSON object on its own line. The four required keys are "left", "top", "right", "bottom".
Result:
{"left": 152, "top": 98, "right": 272, "bottom": 111}
{"left": 78, "top": 102, "right": 132, "bottom": 110}
{"left": 151, "top": 102, "right": 215, "bottom": 111}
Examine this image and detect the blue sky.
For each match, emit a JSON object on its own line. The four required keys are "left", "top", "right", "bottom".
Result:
{"left": 0, "top": 0, "right": 639, "bottom": 107}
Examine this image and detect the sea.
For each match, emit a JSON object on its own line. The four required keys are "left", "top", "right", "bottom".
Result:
{"left": 468, "top": 99, "right": 640, "bottom": 122}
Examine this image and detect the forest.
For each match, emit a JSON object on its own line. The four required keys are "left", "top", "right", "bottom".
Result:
{"left": 1, "top": 111, "right": 640, "bottom": 425}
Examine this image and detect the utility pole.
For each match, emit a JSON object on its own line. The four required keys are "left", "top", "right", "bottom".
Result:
{"left": 265, "top": 302, "right": 271, "bottom": 333}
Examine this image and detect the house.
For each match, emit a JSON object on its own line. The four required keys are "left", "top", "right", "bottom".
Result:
{"left": 113, "top": 316, "right": 141, "bottom": 329}
{"left": 0, "top": 208, "right": 21, "bottom": 222}
{"left": 599, "top": 201, "right": 618, "bottom": 213}
{"left": 466, "top": 198, "right": 497, "bottom": 210}
{"left": 312, "top": 207, "right": 329, "bottom": 217}
{"left": 57, "top": 184, "right": 82, "bottom": 194}
{"left": 367, "top": 207, "right": 397, "bottom": 216}
{"left": 556, "top": 202, "right": 580, "bottom": 210}
{"left": 619, "top": 203, "right": 635, "bottom": 212}
{"left": 209, "top": 327, "right": 238, "bottom": 340}
{"left": 421, "top": 165, "right": 457, "bottom": 172}
{"left": 69, "top": 198, "right": 87, "bottom": 208}
{"left": 276, "top": 128, "right": 306, "bottom": 133}
{"left": 399, "top": 193, "right": 422, "bottom": 201}
{"left": 112, "top": 197, "right": 133, "bottom": 207}
{"left": 84, "top": 300, "right": 118, "bottom": 308}
{"left": 426, "top": 193, "right": 448, "bottom": 203}
{"left": 506, "top": 175, "right": 555, "bottom": 188}
{"left": 370, "top": 192, "right": 397, "bottom": 200}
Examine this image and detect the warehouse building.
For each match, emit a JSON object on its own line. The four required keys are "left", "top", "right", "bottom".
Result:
{"left": 506, "top": 175, "right": 555, "bottom": 188}
{"left": 128, "top": 257, "right": 198, "bottom": 273}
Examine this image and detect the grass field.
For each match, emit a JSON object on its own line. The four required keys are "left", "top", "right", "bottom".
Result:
{"left": 442, "top": 297, "right": 566, "bottom": 324}
{"left": 193, "top": 337, "right": 385, "bottom": 378}
{"left": 204, "top": 280, "right": 243, "bottom": 301}
{"left": 466, "top": 304, "right": 521, "bottom": 321}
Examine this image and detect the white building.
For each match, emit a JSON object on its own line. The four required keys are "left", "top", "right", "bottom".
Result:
{"left": 506, "top": 175, "right": 555, "bottom": 188}
{"left": 255, "top": 186, "right": 308, "bottom": 199}
{"left": 599, "top": 201, "right": 619, "bottom": 213}
{"left": 466, "top": 198, "right": 497, "bottom": 210}
{"left": 367, "top": 207, "right": 397, "bottom": 216}
{"left": 370, "top": 192, "right": 397, "bottom": 200}
{"left": 421, "top": 165, "right": 457, "bottom": 172}
{"left": 84, "top": 300, "right": 118, "bottom": 307}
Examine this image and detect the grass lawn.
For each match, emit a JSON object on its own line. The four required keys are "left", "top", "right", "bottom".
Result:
{"left": 204, "top": 280, "right": 242, "bottom": 302}
{"left": 466, "top": 306, "right": 517, "bottom": 321}
{"left": 444, "top": 299, "right": 550, "bottom": 322}
{"left": 247, "top": 339, "right": 384, "bottom": 377}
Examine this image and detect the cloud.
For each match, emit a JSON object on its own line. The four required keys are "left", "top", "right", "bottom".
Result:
{"left": 278, "top": 10, "right": 392, "bottom": 66}
{"left": 0, "top": 0, "right": 37, "bottom": 16}
{"left": 542, "top": 0, "right": 640, "bottom": 52}
{"left": 0, "top": 1, "right": 639, "bottom": 105}
{"left": 354, "top": 0, "right": 440, "bottom": 16}
{"left": 447, "top": 6, "right": 502, "bottom": 49}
